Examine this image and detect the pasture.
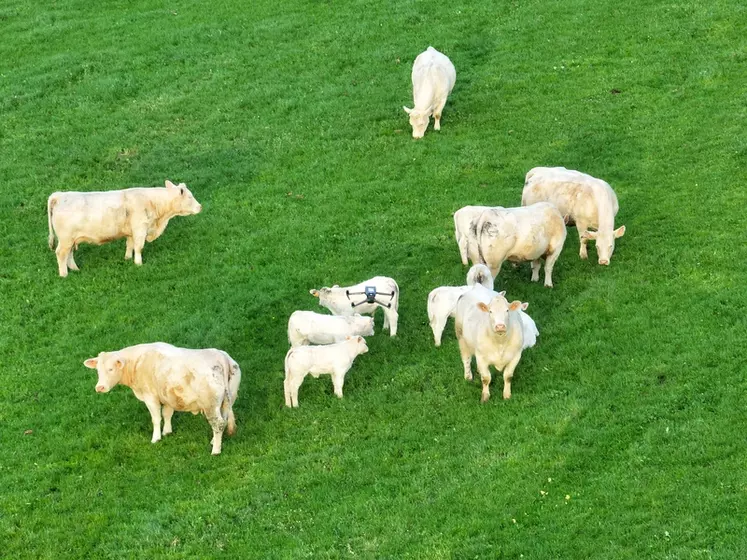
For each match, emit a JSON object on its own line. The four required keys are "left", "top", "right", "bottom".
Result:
{"left": 2, "top": 0, "right": 746, "bottom": 557}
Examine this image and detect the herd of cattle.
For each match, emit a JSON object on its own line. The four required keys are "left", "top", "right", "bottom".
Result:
{"left": 45, "top": 47, "right": 625, "bottom": 454}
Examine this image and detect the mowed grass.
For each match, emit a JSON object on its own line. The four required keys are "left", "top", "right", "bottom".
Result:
{"left": 1, "top": 0, "right": 746, "bottom": 557}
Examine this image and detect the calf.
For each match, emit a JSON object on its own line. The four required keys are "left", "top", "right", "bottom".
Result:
{"left": 84, "top": 342, "right": 241, "bottom": 455}
{"left": 47, "top": 180, "right": 201, "bottom": 277}
{"left": 454, "top": 286, "right": 528, "bottom": 402}
{"left": 476, "top": 203, "right": 567, "bottom": 287}
{"left": 403, "top": 46, "right": 457, "bottom": 139}
{"left": 522, "top": 166, "right": 626, "bottom": 265}
{"left": 283, "top": 336, "right": 369, "bottom": 407}
{"left": 427, "top": 264, "right": 494, "bottom": 346}
{"left": 288, "top": 311, "right": 374, "bottom": 347}
{"left": 454, "top": 205, "right": 492, "bottom": 265}
{"left": 309, "top": 276, "right": 399, "bottom": 336}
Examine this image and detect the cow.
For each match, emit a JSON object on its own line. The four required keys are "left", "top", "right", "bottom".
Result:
{"left": 454, "top": 205, "right": 492, "bottom": 265}
{"left": 454, "top": 285, "right": 531, "bottom": 402}
{"left": 476, "top": 202, "right": 567, "bottom": 287}
{"left": 47, "top": 180, "right": 202, "bottom": 277}
{"left": 403, "top": 46, "right": 457, "bottom": 139}
{"left": 283, "top": 336, "right": 369, "bottom": 408}
{"left": 309, "top": 276, "right": 400, "bottom": 336}
{"left": 287, "top": 311, "right": 374, "bottom": 347}
{"left": 522, "top": 166, "right": 626, "bottom": 265}
{"left": 427, "top": 264, "right": 494, "bottom": 346}
{"left": 84, "top": 342, "right": 240, "bottom": 455}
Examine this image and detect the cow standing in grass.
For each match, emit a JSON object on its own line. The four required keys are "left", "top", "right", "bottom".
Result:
{"left": 522, "top": 166, "right": 625, "bottom": 265}
{"left": 454, "top": 286, "right": 530, "bottom": 402}
{"left": 84, "top": 343, "right": 240, "bottom": 455}
{"left": 287, "top": 311, "right": 374, "bottom": 347}
{"left": 403, "top": 46, "right": 456, "bottom": 139}
{"left": 47, "top": 180, "right": 201, "bottom": 277}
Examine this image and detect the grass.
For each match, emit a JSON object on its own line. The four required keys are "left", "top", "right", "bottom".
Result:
{"left": 1, "top": 0, "right": 746, "bottom": 557}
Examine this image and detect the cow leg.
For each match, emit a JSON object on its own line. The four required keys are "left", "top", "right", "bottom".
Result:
{"left": 530, "top": 259, "right": 541, "bottom": 282}
{"left": 55, "top": 242, "right": 73, "bottom": 277}
{"left": 543, "top": 244, "right": 563, "bottom": 288}
{"left": 457, "top": 236, "right": 469, "bottom": 265}
{"left": 331, "top": 370, "right": 345, "bottom": 399}
{"left": 227, "top": 408, "right": 236, "bottom": 436}
{"left": 124, "top": 237, "right": 134, "bottom": 260}
{"left": 476, "top": 356, "right": 492, "bottom": 403}
{"left": 206, "top": 407, "right": 226, "bottom": 455}
{"left": 384, "top": 308, "right": 398, "bottom": 336}
{"left": 502, "top": 351, "right": 523, "bottom": 399}
{"left": 577, "top": 220, "right": 589, "bottom": 260}
{"left": 66, "top": 250, "right": 79, "bottom": 272}
{"left": 433, "top": 99, "right": 447, "bottom": 131}
{"left": 285, "top": 374, "right": 304, "bottom": 408}
{"left": 431, "top": 315, "right": 446, "bottom": 347}
{"left": 132, "top": 230, "right": 147, "bottom": 266}
{"left": 458, "top": 337, "right": 473, "bottom": 381}
{"left": 144, "top": 399, "right": 162, "bottom": 443}
{"left": 162, "top": 405, "right": 174, "bottom": 436}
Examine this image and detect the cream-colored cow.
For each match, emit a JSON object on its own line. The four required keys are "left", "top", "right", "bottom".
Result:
{"left": 84, "top": 342, "right": 241, "bottom": 455}
{"left": 47, "top": 180, "right": 201, "bottom": 277}
{"left": 287, "top": 311, "right": 374, "bottom": 347}
{"left": 476, "top": 203, "right": 567, "bottom": 287}
{"left": 522, "top": 166, "right": 625, "bottom": 265}
{"left": 403, "top": 46, "right": 456, "bottom": 139}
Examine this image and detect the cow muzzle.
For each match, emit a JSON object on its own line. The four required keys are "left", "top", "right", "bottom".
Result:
{"left": 599, "top": 259, "right": 609, "bottom": 266}
{"left": 494, "top": 324, "right": 507, "bottom": 333}
{"left": 95, "top": 385, "right": 107, "bottom": 393}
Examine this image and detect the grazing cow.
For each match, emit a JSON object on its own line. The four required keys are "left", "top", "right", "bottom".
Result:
{"left": 476, "top": 203, "right": 567, "bottom": 287}
{"left": 47, "top": 180, "right": 202, "bottom": 277}
{"left": 522, "top": 166, "right": 626, "bottom": 265}
{"left": 309, "top": 276, "right": 400, "bottom": 336}
{"left": 84, "top": 343, "right": 241, "bottom": 455}
{"left": 454, "top": 285, "right": 530, "bottom": 402}
{"left": 283, "top": 336, "right": 369, "bottom": 408}
{"left": 427, "top": 264, "right": 494, "bottom": 346}
{"left": 454, "top": 205, "right": 492, "bottom": 265}
{"left": 287, "top": 311, "right": 374, "bottom": 347}
{"left": 403, "top": 46, "right": 456, "bottom": 139}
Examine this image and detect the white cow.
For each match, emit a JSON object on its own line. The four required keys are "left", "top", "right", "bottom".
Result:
{"left": 309, "top": 276, "right": 399, "bottom": 336}
{"left": 476, "top": 203, "right": 567, "bottom": 287}
{"left": 522, "top": 166, "right": 626, "bottom": 265}
{"left": 283, "top": 336, "right": 369, "bottom": 408}
{"left": 403, "top": 46, "right": 457, "bottom": 139}
{"left": 427, "top": 264, "right": 494, "bottom": 346}
{"left": 287, "top": 311, "right": 374, "bottom": 347}
{"left": 84, "top": 342, "right": 241, "bottom": 455}
{"left": 454, "top": 205, "right": 492, "bottom": 265}
{"left": 454, "top": 285, "right": 530, "bottom": 402}
{"left": 47, "top": 180, "right": 202, "bottom": 277}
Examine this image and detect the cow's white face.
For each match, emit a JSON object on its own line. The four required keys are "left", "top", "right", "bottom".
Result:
{"left": 403, "top": 106, "right": 429, "bottom": 139}
{"left": 583, "top": 226, "right": 626, "bottom": 265}
{"left": 310, "top": 286, "right": 350, "bottom": 315}
{"left": 353, "top": 315, "right": 375, "bottom": 336}
{"left": 350, "top": 335, "right": 369, "bottom": 355}
{"left": 477, "top": 291, "right": 510, "bottom": 334}
{"left": 84, "top": 352, "right": 124, "bottom": 393}
{"left": 166, "top": 180, "right": 202, "bottom": 215}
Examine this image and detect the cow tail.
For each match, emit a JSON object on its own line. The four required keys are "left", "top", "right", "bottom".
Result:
{"left": 392, "top": 280, "right": 400, "bottom": 311}
{"left": 47, "top": 194, "right": 58, "bottom": 250}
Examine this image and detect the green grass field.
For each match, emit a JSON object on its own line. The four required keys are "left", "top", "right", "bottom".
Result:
{"left": 2, "top": 0, "right": 746, "bottom": 557}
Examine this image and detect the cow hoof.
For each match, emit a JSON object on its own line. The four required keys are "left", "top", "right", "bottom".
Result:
{"left": 544, "top": 283, "right": 553, "bottom": 289}
{"left": 480, "top": 394, "right": 490, "bottom": 403}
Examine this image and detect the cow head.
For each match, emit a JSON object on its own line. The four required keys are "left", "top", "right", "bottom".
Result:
{"left": 166, "top": 180, "right": 202, "bottom": 216}
{"left": 84, "top": 352, "right": 125, "bottom": 393}
{"left": 346, "top": 335, "right": 369, "bottom": 355}
{"left": 309, "top": 286, "right": 347, "bottom": 314}
{"left": 581, "top": 225, "right": 626, "bottom": 265}
{"left": 352, "top": 314, "right": 375, "bottom": 337}
{"left": 403, "top": 106, "right": 430, "bottom": 139}
{"left": 476, "top": 291, "right": 510, "bottom": 334}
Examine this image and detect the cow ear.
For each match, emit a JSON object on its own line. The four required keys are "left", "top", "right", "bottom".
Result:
{"left": 614, "top": 225, "right": 626, "bottom": 238}
{"left": 178, "top": 182, "right": 186, "bottom": 188}
{"left": 581, "top": 230, "right": 597, "bottom": 240}
{"left": 509, "top": 300, "right": 522, "bottom": 311}
{"left": 83, "top": 358, "right": 98, "bottom": 369}
{"left": 521, "top": 302, "right": 529, "bottom": 310}
{"left": 403, "top": 106, "right": 412, "bottom": 115}
{"left": 165, "top": 180, "right": 176, "bottom": 189}
{"left": 114, "top": 359, "right": 124, "bottom": 370}
{"left": 346, "top": 335, "right": 352, "bottom": 340}
{"left": 477, "top": 302, "right": 489, "bottom": 313}
{"left": 310, "top": 289, "right": 320, "bottom": 297}
{"left": 498, "top": 291, "right": 506, "bottom": 297}
{"left": 357, "top": 336, "right": 363, "bottom": 343}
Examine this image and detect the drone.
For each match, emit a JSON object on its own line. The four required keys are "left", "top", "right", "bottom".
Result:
{"left": 346, "top": 286, "right": 395, "bottom": 309}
